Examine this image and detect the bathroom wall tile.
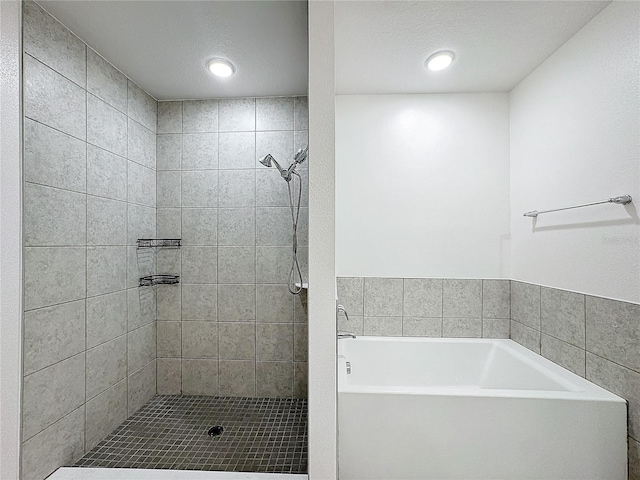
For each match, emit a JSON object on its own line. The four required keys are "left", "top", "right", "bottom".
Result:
{"left": 256, "top": 247, "right": 291, "bottom": 284}
{"left": 24, "top": 183, "right": 86, "bottom": 246}
{"left": 86, "top": 335, "right": 127, "bottom": 400}
{"left": 127, "top": 246, "right": 155, "bottom": 289}
{"left": 218, "top": 285, "right": 256, "bottom": 322}
{"left": 629, "top": 437, "right": 640, "bottom": 480}
{"left": 23, "top": 1, "right": 86, "bottom": 87}
{"left": 403, "top": 278, "right": 443, "bottom": 317}
{"left": 256, "top": 362, "right": 293, "bottom": 397}
{"left": 256, "top": 169, "right": 291, "bottom": 207}
{"left": 256, "top": 207, "right": 303, "bottom": 246}
{"left": 87, "top": 48, "right": 127, "bottom": 112}
{"left": 364, "top": 277, "right": 403, "bottom": 316}
{"left": 182, "top": 322, "right": 217, "bottom": 358}
{"left": 86, "top": 290, "right": 127, "bottom": 349}
{"left": 24, "top": 55, "right": 86, "bottom": 140}
{"left": 294, "top": 130, "right": 309, "bottom": 156}
{"left": 219, "top": 323, "right": 256, "bottom": 360}
{"left": 482, "top": 318, "right": 510, "bottom": 339}
{"left": 127, "top": 286, "right": 156, "bottom": 331}
{"left": 87, "top": 246, "right": 126, "bottom": 296}
{"left": 511, "top": 320, "right": 540, "bottom": 354}
{"left": 511, "top": 281, "right": 541, "bottom": 329}
{"left": 256, "top": 131, "right": 294, "bottom": 168}
{"left": 156, "top": 171, "right": 181, "bottom": 208}
{"left": 586, "top": 296, "right": 640, "bottom": 372}
{"left": 363, "top": 316, "right": 403, "bottom": 336}
{"left": 157, "top": 101, "right": 182, "bottom": 134}
{"left": 541, "top": 334, "right": 586, "bottom": 377}
{"left": 128, "top": 79, "right": 157, "bottom": 132}
{"left": 294, "top": 290, "right": 308, "bottom": 323}
{"left": 220, "top": 361, "right": 255, "bottom": 397}
{"left": 256, "top": 97, "right": 294, "bottom": 131}
{"left": 257, "top": 284, "right": 293, "bottom": 323}
{"left": 219, "top": 132, "right": 255, "bottom": 169}
{"left": 87, "top": 196, "right": 127, "bottom": 246}
{"left": 219, "top": 98, "right": 255, "bottom": 132}
{"left": 293, "top": 362, "right": 308, "bottom": 399}
{"left": 294, "top": 324, "right": 308, "bottom": 362}
{"left": 127, "top": 360, "right": 156, "bottom": 415}
{"left": 128, "top": 323, "right": 156, "bottom": 374}
{"left": 128, "top": 119, "right": 156, "bottom": 169}
{"left": 157, "top": 284, "right": 181, "bottom": 320}
{"left": 157, "top": 321, "right": 181, "bottom": 358}
{"left": 183, "top": 100, "right": 218, "bottom": 133}
{"left": 182, "top": 284, "right": 217, "bottom": 320}
{"left": 219, "top": 170, "right": 256, "bottom": 207}
{"left": 182, "top": 170, "right": 218, "bottom": 207}
{"left": 127, "top": 204, "right": 156, "bottom": 245}
{"left": 402, "top": 317, "right": 442, "bottom": 337}
{"left": 337, "top": 277, "right": 364, "bottom": 316}
{"left": 339, "top": 315, "right": 363, "bottom": 336}
{"left": 21, "top": 405, "right": 85, "bottom": 480}
{"left": 23, "top": 300, "right": 85, "bottom": 376}
{"left": 219, "top": 247, "right": 256, "bottom": 283}
{"left": 294, "top": 97, "right": 309, "bottom": 131}
{"left": 181, "top": 247, "right": 217, "bottom": 284}
{"left": 157, "top": 208, "right": 182, "bottom": 239}
{"left": 442, "top": 279, "right": 481, "bottom": 318}
{"left": 182, "top": 133, "right": 218, "bottom": 169}
{"left": 85, "top": 379, "right": 127, "bottom": 451}
{"left": 182, "top": 208, "right": 218, "bottom": 245}
{"left": 157, "top": 358, "right": 182, "bottom": 395}
{"left": 87, "top": 145, "right": 127, "bottom": 201}
{"left": 482, "top": 280, "right": 510, "bottom": 319}
{"left": 128, "top": 161, "right": 156, "bottom": 207}
{"left": 218, "top": 208, "right": 255, "bottom": 246}
{"left": 586, "top": 352, "right": 640, "bottom": 439}
{"left": 541, "top": 287, "right": 585, "bottom": 348}
{"left": 157, "top": 134, "right": 182, "bottom": 170}
{"left": 257, "top": 323, "right": 293, "bottom": 361}
{"left": 22, "top": 353, "right": 85, "bottom": 440}
{"left": 442, "top": 318, "right": 482, "bottom": 338}
{"left": 156, "top": 247, "right": 181, "bottom": 276}
{"left": 24, "top": 119, "right": 86, "bottom": 193}
{"left": 24, "top": 247, "right": 86, "bottom": 310}
{"left": 87, "top": 94, "right": 126, "bottom": 156}
{"left": 182, "top": 359, "right": 218, "bottom": 395}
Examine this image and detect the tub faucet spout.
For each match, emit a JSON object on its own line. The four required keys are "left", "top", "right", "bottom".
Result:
{"left": 338, "top": 331, "right": 356, "bottom": 339}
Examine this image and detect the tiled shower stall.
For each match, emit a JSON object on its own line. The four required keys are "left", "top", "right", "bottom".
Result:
{"left": 20, "top": 2, "right": 308, "bottom": 478}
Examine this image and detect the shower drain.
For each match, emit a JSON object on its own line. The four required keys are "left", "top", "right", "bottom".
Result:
{"left": 207, "top": 425, "right": 224, "bottom": 437}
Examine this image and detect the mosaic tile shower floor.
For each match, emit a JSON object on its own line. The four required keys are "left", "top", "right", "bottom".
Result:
{"left": 74, "top": 396, "right": 308, "bottom": 474}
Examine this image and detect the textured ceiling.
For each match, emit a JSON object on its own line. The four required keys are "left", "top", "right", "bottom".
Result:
{"left": 39, "top": 0, "right": 309, "bottom": 100}
{"left": 335, "top": 1, "right": 611, "bottom": 94}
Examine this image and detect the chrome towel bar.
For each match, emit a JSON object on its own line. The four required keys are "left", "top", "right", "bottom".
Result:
{"left": 524, "top": 195, "right": 632, "bottom": 218}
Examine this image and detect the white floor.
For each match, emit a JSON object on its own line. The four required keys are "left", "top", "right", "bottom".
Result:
{"left": 48, "top": 468, "right": 308, "bottom": 480}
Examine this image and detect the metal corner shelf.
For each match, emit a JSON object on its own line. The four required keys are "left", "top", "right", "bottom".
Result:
{"left": 139, "top": 275, "right": 180, "bottom": 287}
{"left": 137, "top": 238, "right": 181, "bottom": 249}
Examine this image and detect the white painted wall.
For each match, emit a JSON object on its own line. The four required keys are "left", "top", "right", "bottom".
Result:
{"left": 0, "top": 1, "right": 23, "bottom": 478}
{"left": 308, "top": 1, "right": 337, "bottom": 478}
{"left": 510, "top": 1, "right": 640, "bottom": 304}
{"left": 336, "top": 94, "right": 511, "bottom": 279}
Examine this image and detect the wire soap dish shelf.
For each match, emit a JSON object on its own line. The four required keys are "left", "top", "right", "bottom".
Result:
{"left": 139, "top": 275, "right": 180, "bottom": 287}
{"left": 137, "top": 238, "right": 181, "bottom": 249}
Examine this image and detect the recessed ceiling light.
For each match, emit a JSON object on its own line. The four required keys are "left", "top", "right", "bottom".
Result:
{"left": 426, "top": 51, "right": 454, "bottom": 71}
{"left": 207, "top": 58, "right": 235, "bottom": 78}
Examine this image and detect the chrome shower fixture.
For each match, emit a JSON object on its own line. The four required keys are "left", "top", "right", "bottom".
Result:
{"left": 259, "top": 146, "right": 308, "bottom": 182}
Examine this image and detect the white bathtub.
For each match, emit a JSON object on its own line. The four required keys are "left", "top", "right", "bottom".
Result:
{"left": 338, "top": 337, "right": 627, "bottom": 480}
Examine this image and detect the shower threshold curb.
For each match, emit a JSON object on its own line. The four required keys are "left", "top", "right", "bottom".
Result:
{"left": 49, "top": 467, "right": 308, "bottom": 480}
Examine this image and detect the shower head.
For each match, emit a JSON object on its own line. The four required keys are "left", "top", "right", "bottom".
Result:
{"left": 259, "top": 154, "right": 275, "bottom": 168}
{"left": 294, "top": 146, "right": 308, "bottom": 165}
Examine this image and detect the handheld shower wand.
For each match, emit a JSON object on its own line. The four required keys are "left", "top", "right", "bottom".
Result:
{"left": 258, "top": 146, "right": 309, "bottom": 294}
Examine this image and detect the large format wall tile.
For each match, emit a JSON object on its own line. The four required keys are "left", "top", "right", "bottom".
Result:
{"left": 182, "top": 359, "right": 217, "bottom": 395}
{"left": 220, "top": 361, "right": 255, "bottom": 397}
{"left": 541, "top": 334, "right": 586, "bottom": 377}
{"left": 336, "top": 277, "right": 364, "bottom": 316}
{"left": 128, "top": 119, "right": 156, "bottom": 169}
{"left": 511, "top": 281, "right": 541, "bottom": 329}
{"left": 85, "top": 379, "right": 127, "bottom": 451}
{"left": 24, "top": 119, "right": 86, "bottom": 193}
{"left": 23, "top": 1, "right": 86, "bottom": 87}
{"left": 364, "top": 278, "right": 403, "bottom": 316}
{"left": 87, "top": 196, "right": 127, "bottom": 246}
{"left": 87, "top": 246, "right": 127, "bottom": 296}
{"left": 157, "top": 134, "right": 182, "bottom": 170}
{"left": 127, "top": 360, "right": 156, "bottom": 415}
{"left": 86, "top": 291, "right": 128, "bottom": 349}
{"left": 541, "top": 287, "right": 585, "bottom": 348}
{"left": 183, "top": 100, "right": 218, "bottom": 133}
{"left": 127, "top": 80, "right": 157, "bottom": 132}
{"left": 256, "top": 362, "right": 292, "bottom": 397}
{"left": 128, "top": 323, "right": 156, "bottom": 374}
{"left": 442, "top": 317, "right": 482, "bottom": 338}
{"left": 157, "top": 358, "right": 181, "bottom": 395}
{"left": 87, "top": 145, "right": 127, "bottom": 201}
{"left": 219, "top": 98, "right": 255, "bottom": 132}
{"left": 443, "top": 279, "right": 482, "bottom": 318}
{"left": 157, "top": 102, "right": 182, "bottom": 134}
{"left": 511, "top": 319, "right": 540, "bottom": 353}
{"left": 403, "top": 278, "right": 442, "bottom": 317}
{"left": 86, "top": 336, "right": 127, "bottom": 400}
{"left": 218, "top": 285, "right": 256, "bottom": 322}
{"left": 183, "top": 133, "right": 218, "bottom": 169}
{"left": 87, "top": 94, "right": 127, "bottom": 156}
{"left": 257, "top": 97, "right": 294, "bottom": 131}
{"left": 87, "top": 48, "right": 127, "bottom": 113}
{"left": 22, "top": 353, "right": 85, "bottom": 440}
{"left": 219, "top": 132, "right": 255, "bottom": 169}
{"left": 482, "top": 280, "right": 510, "bottom": 319}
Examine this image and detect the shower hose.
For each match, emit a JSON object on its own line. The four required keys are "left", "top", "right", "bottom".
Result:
{"left": 287, "top": 170, "right": 304, "bottom": 295}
